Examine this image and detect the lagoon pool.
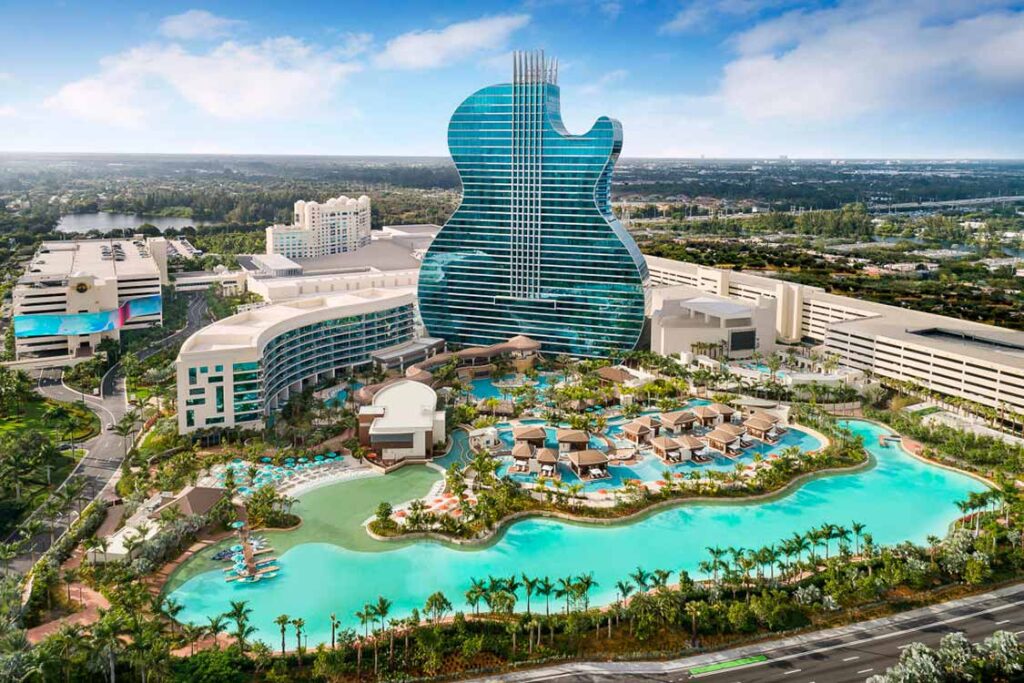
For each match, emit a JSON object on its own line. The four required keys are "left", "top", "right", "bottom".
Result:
{"left": 496, "top": 425, "right": 822, "bottom": 491}
{"left": 470, "top": 373, "right": 562, "bottom": 400}
{"left": 169, "top": 419, "right": 986, "bottom": 647}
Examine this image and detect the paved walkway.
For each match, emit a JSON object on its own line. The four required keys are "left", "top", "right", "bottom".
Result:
{"left": 7, "top": 296, "right": 207, "bottom": 575}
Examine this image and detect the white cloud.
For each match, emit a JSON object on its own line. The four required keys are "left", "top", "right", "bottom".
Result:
{"left": 718, "top": 1, "right": 1024, "bottom": 122}
{"left": 376, "top": 14, "right": 530, "bottom": 70}
{"left": 661, "top": 0, "right": 793, "bottom": 34}
{"left": 45, "top": 37, "right": 360, "bottom": 126}
{"left": 0, "top": 105, "right": 16, "bottom": 118}
{"left": 338, "top": 32, "right": 373, "bottom": 58}
{"left": 159, "top": 9, "right": 244, "bottom": 41}
{"left": 579, "top": 68, "right": 628, "bottom": 95}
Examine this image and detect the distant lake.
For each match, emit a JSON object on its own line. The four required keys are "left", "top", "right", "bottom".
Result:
{"left": 57, "top": 212, "right": 209, "bottom": 234}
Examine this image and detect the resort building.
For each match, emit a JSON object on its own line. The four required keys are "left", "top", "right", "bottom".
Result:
{"left": 12, "top": 237, "right": 168, "bottom": 365}
{"left": 357, "top": 380, "right": 445, "bottom": 464}
{"left": 646, "top": 255, "right": 1024, "bottom": 414}
{"left": 175, "top": 288, "right": 416, "bottom": 434}
{"left": 649, "top": 285, "right": 776, "bottom": 360}
{"left": 266, "top": 195, "right": 372, "bottom": 261}
{"left": 418, "top": 51, "right": 648, "bottom": 358}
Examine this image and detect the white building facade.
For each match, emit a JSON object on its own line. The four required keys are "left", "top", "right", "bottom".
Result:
{"left": 358, "top": 380, "right": 445, "bottom": 464}
{"left": 175, "top": 288, "right": 416, "bottom": 434}
{"left": 266, "top": 195, "right": 372, "bottom": 261}
{"left": 649, "top": 285, "right": 776, "bottom": 360}
{"left": 12, "top": 237, "right": 168, "bottom": 364}
{"left": 645, "top": 255, "right": 1024, "bottom": 413}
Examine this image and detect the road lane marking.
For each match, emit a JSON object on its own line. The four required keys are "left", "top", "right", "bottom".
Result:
{"left": 997, "top": 619, "right": 1011, "bottom": 625}
{"left": 857, "top": 668, "right": 874, "bottom": 674}
{"left": 842, "top": 656, "right": 859, "bottom": 661}
{"left": 783, "top": 670, "right": 801, "bottom": 675}
{"left": 687, "top": 596, "right": 1024, "bottom": 679}
{"left": 897, "top": 644, "right": 910, "bottom": 649}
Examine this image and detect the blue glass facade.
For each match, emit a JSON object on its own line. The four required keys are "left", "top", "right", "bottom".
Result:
{"left": 418, "top": 52, "right": 648, "bottom": 358}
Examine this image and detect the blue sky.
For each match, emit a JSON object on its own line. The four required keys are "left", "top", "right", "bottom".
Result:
{"left": 1, "top": 0, "right": 1023, "bottom": 158}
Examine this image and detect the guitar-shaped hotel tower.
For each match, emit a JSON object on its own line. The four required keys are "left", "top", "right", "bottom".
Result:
{"left": 418, "top": 50, "right": 648, "bottom": 358}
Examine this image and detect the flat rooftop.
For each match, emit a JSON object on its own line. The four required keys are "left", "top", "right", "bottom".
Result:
{"left": 298, "top": 238, "right": 426, "bottom": 273}
{"left": 19, "top": 238, "right": 162, "bottom": 283}
{"left": 830, "top": 304, "right": 1024, "bottom": 369}
{"left": 365, "top": 379, "right": 438, "bottom": 432}
{"left": 178, "top": 287, "right": 415, "bottom": 355}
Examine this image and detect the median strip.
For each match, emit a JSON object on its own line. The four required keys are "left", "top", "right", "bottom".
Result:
{"left": 688, "top": 655, "right": 768, "bottom": 676}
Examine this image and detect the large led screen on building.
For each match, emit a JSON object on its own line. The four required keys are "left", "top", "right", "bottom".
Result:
{"left": 14, "top": 294, "right": 162, "bottom": 338}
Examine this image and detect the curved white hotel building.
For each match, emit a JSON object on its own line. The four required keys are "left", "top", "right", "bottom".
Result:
{"left": 267, "top": 194, "right": 372, "bottom": 261}
{"left": 175, "top": 288, "right": 415, "bottom": 434}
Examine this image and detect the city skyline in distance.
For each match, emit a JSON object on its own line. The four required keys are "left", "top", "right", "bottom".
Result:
{"left": 1, "top": 0, "right": 1023, "bottom": 158}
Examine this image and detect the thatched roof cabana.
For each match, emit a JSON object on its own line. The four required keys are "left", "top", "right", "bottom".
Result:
{"left": 511, "top": 442, "right": 533, "bottom": 460}
{"left": 512, "top": 425, "right": 546, "bottom": 444}
{"left": 660, "top": 410, "right": 696, "bottom": 431}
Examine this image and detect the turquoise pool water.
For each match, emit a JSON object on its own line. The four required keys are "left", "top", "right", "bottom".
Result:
{"left": 496, "top": 425, "right": 822, "bottom": 491}
{"left": 470, "top": 373, "right": 562, "bottom": 400}
{"left": 169, "top": 420, "right": 986, "bottom": 647}
{"left": 323, "top": 381, "right": 364, "bottom": 408}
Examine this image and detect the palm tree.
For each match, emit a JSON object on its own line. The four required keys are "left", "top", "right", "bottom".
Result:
{"left": 537, "top": 577, "right": 554, "bottom": 616}
{"left": 329, "top": 612, "right": 340, "bottom": 650}
{"left": 555, "top": 576, "right": 575, "bottom": 614}
{"left": 465, "top": 578, "right": 486, "bottom": 615}
{"left": 205, "top": 615, "right": 226, "bottom": 649}
{"left": 522, "top": 574, "right": 538, "bottom": 615}
{"left": 181, "top": 622, "right": 205, "bottom": 656}
{"left": 273, "top": 614, "right": 290, "bottom": 655}
{"left": 685, "top": 600, "right": 705, "bottom": 646}
{"left": 629, "top": 566, "right": 651, "bottom": 592}
{"left": 576, "top": 572, "right": 597, "bottom": 611}
{"left": 851, "top": 521, "right": 866, "bottom": 555}
{"left": 225, "top": 602, "right": 252, "bottom": 655}
{"left": 374, "top": 595, "right": 393, "bottom": 667}
{"left": 91, "top": 610, "right": 124, "bottom": 683}
{"left": 292, "top": 617, "right": 305, "bottom": 665}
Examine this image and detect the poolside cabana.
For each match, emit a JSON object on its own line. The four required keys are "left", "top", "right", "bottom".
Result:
{"left": 750, "top": 410, "right": 780, "bottom": 424}
{"left": 751, "top": 410, "right": 787, "bottom": 433}
{"left": 567, "top": 449, "right": 610, "bottom": 480}
{"left": 635, "top": 415, "right": 662, "bottom": 435}
{"left": 660, "top": 410, "right": 697, "bottom": 434}
{"left": 536, "top": 448, "right": 560, "bottom": 479}
{"left": 674, "top": 434, "right": 705, "bottom": 461}
{"left": 692, "top": 405, "right": 721, "bottom": 428}
{"left": 709, "top": 403, "right": 737, "bottom": 423}
{"left": 594, "top": 366, "right": 635, "bottom": 384}
{"left": 704, "top": 428, "right": 741, "bottom": 454}
{"left": 621, "top": 420, "right": 652, "bottom": 445}
{"left": 555, "top": 428, "right": 590, "bottom": 453}
{"left": 511, "top": 442, "right": 533, "bottom": 472}
{"left": 512, "top": 425, "right": 546, "bottom": 448}
{"left": 743, "top": 416, "right": 778, "bottom": 442}
{"left": 718, "top": 422, "right": 746, "bottom": 438}
{"left": 650, "top": 436, "right": 683, "bottom": 463}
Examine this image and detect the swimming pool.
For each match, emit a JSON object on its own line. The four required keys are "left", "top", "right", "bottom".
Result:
{"left": 496, "top": 425, "right": 822, "bottom": 491}
{"left": 470, "top": 373, "right": 562, "bottom": 400}
{"left": 169, "top": 419, "right": 985, "bottom": 647}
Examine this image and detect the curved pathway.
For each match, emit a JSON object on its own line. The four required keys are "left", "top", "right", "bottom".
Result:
{"left": 6, "top": 295, "right": 207, "bottom": 574}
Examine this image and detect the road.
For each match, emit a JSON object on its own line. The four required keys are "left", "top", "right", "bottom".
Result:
{"left": 484, "top": 583, "right": 1024, "bottom": 683}
{"left": 6, "top": 295, "right": 206, "bottom": 573}
{"left": 869, "top": 195, "right": 1024, "bottom": 211}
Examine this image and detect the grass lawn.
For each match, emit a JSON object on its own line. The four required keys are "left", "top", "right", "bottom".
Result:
{"left": 0, "top": 397, "right": 99, "bottom": 535}
{"left": 0, "top": 397, "right": 100, "bottom": 442}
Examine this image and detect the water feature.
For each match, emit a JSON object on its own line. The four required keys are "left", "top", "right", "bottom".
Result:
{"left": 56, "top": 212, "right": 209, "bottom": 234}
{"left": 168, "top": 419, "right": 986, "bottom": 646}
{"left": 470, "top": 373, "right": 562, "bottom": 400}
